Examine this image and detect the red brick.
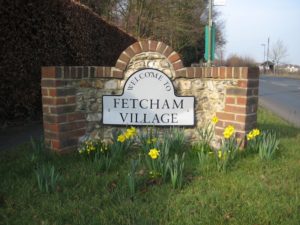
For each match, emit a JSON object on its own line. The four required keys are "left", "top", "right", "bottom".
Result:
{"left": 96, "top": 67, "right": 105, "bottom": 77}
{"left": 226, "top": 67, "right": 233, "bottom": 79}
{"left": 51, "top": 140, "right": 61, "bottom": 149}
{"left": 233, "top": 67, "right": 240, "bottom": 79}
{"left": 173, "top": 60, "right": 183, "bottom": 71}
{"left": 238, "top": 80, "right": 259, "bottom": 88}
{"left": 115, "top": 60, "right": 127, "bottom": 71}
{"left": 241, "top": 67, "right": 259, "bottom": 79}
{"left": 41, "top": 80, "right": 65, "bottom": 88}
{"left": 220, "top": 67, "right": 226, "bottom": 79}
{"left": 168, "top": 52, "right": 181, "bottom": 63}
{"left": 216, "top": 112, "right": 235, "bottom": 121}
{"left": 238, "top": 80, "right": 248, "bottom": 88}
{"left": 175, "top": 69, "right": 187, "bottom": 78}
{"left": 240, "top": 67, "right": 248, "bottom": 78}
{"left": 67, "top": 112, "right": 85, "bottom": 122}
{"left": 48, "top": 89, "right": 57, "bottom": 97}
{"left": 124, "top": 46, "right": 135, "bottom": 58}
{"left": 225, "top": 97, "right": 236, "bottom": 105}
{"left": 186, "top": 68, "right": 195, "bottom": 78}
{"left": 43, "top": 106, "right": 51, "bottom": 114}
{"left": 212, "top": 67, "right": 218, "bottom": 78}
{"left": 149, "top": 40, "right": 158, "bottom": 51}
{"left": 43, "top": 115, "right": 67, "bottom": 123}
{"left": 226, "top": 88, "right": 249, "bottom": 96}
{"left": 131, "top": 42, "right": 142, "bottom": 54}
{"left": 225, "top": 105, "right": 247, "bottom": 114}
{"left": 236, "top": 114, "right": 257, "bottom": 123}
{"left": 156, "top": 42, "right": 167, "bottom": 54}
{"left": 194, "top": 67, "right": 203, "bottom": 78}
{"left": 42, "top": 67, "right": 56, "bottom": 78}
{"left": 237, "top": 97, "right": 247, "bottom": 105}
{"left": 112, "top": 69, "right": 123, "bottom": 78}
{"left": 163, "top": 46, "right": 173, "bottom": 58}
{"left": 119, "top": 52, "right": 131, "bottom": 64}
{"left": 42, "top": 88, "right": 48, "bottom": 97}
{"left": 140, "top": 40, "right": 149, "bottom": 51}
{"left": 44, "top": 131, "right": 59, "bottom": 139}
{"left": 66, "top": 96, "right": 76, "bottom": 104}
{"left": 104, "top": 67, "right": 112, "bottom": 77}
{"left": 50, "top": 105, "right": 76, "bottom": 114}
{"left": 59, "top": 129, "right": 86, "bottom": 139}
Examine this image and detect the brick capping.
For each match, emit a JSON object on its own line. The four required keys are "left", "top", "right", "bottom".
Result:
{"left": 41, "top": 40, "right": 259, "bottom": 153}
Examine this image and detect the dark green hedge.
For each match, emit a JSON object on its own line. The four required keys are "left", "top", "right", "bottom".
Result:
{"left": 0, "top": 0, "right": 136, "bottom": 125}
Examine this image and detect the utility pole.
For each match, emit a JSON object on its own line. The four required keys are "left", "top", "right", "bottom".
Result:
{"left": 207, "top": 0, "right": 213, "bottom": 67}
{"left": 267, "top": 37, "right": 270, "bottom": 62}
{"left": 261, "top": 43, "right": 266, "bottom": 62}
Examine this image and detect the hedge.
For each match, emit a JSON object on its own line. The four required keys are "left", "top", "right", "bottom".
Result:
{"left": 0, "top": 0, "right": 136, "bottom": 125}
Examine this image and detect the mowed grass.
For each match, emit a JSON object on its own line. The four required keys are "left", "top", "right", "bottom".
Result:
{"left": 0, "top": 107, "right": 299, "bottom": 225}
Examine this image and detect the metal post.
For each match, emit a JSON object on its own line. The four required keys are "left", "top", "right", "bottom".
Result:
{"left": 261, "top": 43, "right": 266, "bottom": 62}
{"left": 207, "top": 0, "right": 213, "bottom": 67}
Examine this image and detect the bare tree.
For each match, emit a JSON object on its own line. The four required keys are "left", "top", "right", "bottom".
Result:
{"left": 270, "top": 39, "right": 288, "bottom": 72}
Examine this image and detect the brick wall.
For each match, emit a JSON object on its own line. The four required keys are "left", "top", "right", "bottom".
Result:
{"left": 41, "top": 40, "right": 259, "bottom": 153}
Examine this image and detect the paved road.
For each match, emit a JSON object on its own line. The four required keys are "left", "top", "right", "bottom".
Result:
{"left": 259, "top": 75, "right": 300, "bottom": 127}
{"left": 0, "top": 122, "right": 43, "bottom": 151}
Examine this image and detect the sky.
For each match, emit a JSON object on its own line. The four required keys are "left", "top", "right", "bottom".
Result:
{"left": 216, "top": 0, "right": 300, "bottom": 65}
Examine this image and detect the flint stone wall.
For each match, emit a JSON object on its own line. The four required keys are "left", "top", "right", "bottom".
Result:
{"left": 41, "top": 40, "right": 259, "bottom": 152}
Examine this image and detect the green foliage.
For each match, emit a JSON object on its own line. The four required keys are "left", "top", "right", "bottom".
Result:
{"left": 216, "top": 136, "right": 240, "bottom": 172}
{"left": 34, "top": 164, "right": 60, "bottom": 193}
{"left": 110, "top": 128, "right": 136, "bottom": 160}
{"left": 258, "top": 130, "right": 280, "bottom": 160}
{"left": 29, "top": 136, "right": 45, "bottom": 163}
{"left": 93, "top": 153, "right": 112, "bottom": 173}
{"left": 164, "top": 127, "right": 186, "bottom": 153}
{"left": 168, "top": 153, "right": 185, "bottom": 189}
{"left": 0, "top": 0, "right": 136, "bottom": 125}
{"left": 127, "top": 159, "right": 140, "bottom": 199}
{"left": 137, "top": 127, "right": 160, "bottom": 153}
{"left": 2, "top": 109, "right": 298, "bottom": 225}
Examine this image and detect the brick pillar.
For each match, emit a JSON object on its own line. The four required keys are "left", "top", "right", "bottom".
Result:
{"left": 215, "top": 67, "right": 259, "bottom": 146}
{"left": 41, "top": 67, "right": 86, "bottom": 153}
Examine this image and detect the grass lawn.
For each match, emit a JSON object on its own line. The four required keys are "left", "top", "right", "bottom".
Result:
{"left": 0, "top": 107, "right": 299, "bottom": 225}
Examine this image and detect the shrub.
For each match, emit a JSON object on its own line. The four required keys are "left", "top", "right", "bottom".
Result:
{"left": 0, "top": 0, "right": 136, "bottom": 125}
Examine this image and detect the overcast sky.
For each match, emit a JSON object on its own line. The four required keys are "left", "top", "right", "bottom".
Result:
{"left": 217, "top": 0, "right": 300, "bottom": 65}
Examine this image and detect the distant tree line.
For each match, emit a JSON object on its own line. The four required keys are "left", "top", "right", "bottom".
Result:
{"left": 78, "top": 0, "right": 225, "bottom": 66}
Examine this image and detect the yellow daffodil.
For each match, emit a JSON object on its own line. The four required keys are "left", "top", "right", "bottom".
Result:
{"left": 212, "top": 116, "right": 219, "bottom": 124}
{"left": 253, "top": 129, "right": 260, "bottom": 136}
{"left": 247, "top": 128, "right": 260, "bottom": 140}
{"left": 125, "top": 127, "right": 137, "bottom": 139}
{"left": 223, "top": 125, "right": 235, "bottom": 139}
{"left": 148, "top": 148, "right": 160, "bottom": 159}
{"left": 117, "top": 134, "right": 126, "bottom": 143}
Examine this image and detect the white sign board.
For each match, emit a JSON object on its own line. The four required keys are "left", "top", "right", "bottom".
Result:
{"left": 214, "top": 0, "right": 226, "bottom": 6}
{"left": 103, "top": 69, "right": 195, "bottom": 126}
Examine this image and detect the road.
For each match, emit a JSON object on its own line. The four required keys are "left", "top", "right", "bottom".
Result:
{"left": 259, "top": 75, "right": 300, "bottom": 127}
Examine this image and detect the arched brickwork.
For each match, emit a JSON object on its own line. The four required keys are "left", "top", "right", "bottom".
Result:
{"left": 113, "top": 40, "right": 184, "bottom": 78}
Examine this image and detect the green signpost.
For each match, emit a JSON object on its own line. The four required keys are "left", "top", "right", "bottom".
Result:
{"left": 204, "top": 24, "right": 216, "bottom": 62}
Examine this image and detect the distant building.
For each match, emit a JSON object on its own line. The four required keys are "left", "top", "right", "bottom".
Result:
{"left": 284, "top": 65, "right": 299, "bottom": 73}
{"left": 259, "top": 61, "right": 274, "bottom": 73}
